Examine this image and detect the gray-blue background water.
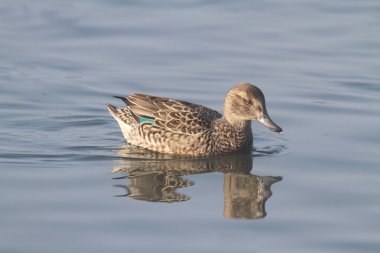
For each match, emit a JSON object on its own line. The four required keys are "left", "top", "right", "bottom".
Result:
{"left": 1, "top": 0, "right": 379, "bottom": 252}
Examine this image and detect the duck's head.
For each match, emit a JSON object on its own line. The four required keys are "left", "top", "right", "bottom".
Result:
{"left": 224, "top": 83, "right": 282, "bottom": 133}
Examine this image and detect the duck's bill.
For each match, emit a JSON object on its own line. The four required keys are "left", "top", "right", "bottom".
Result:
{"left": 257, "top": 114, "right": 283, "bottom": 133}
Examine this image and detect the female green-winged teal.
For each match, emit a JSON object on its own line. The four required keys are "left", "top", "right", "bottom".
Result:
{"left": 107, "top": 83, "right": 282, "bottom": 156}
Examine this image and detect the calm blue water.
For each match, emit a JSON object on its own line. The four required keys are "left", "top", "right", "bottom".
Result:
{"left": 1, "top": 0, "right": 379, "bottom": 252}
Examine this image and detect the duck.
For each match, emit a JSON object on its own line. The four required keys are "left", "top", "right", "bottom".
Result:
{"left": 107, "top": 83, "right": 282, "bottom": 156}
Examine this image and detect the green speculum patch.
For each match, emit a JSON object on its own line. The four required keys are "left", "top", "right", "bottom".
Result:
{"left": 139, "top": 117, "right": 155, "bottom": 124}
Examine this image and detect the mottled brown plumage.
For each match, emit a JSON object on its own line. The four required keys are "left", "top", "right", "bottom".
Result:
{"left": 107, "top": 83, "right": 282, "bottom": 156}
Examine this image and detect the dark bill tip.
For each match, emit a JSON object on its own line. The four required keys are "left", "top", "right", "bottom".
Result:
{"left": 257, "top": 114, "right": 282, "bottom": 133}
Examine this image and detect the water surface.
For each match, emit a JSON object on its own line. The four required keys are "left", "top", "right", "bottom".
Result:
{"left": 1, "top": 0, "right": 379, "bottom": 252}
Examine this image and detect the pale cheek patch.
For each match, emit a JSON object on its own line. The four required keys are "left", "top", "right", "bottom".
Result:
{"left": 235, "top": 91, "right": 249, "bottom": 100}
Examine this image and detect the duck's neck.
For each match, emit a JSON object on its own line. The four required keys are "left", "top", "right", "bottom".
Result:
{"left": 213, "top": 117, "right": 253, "bottom": 153}
{"left": 222, "top": 113, "right": 251, "bottom": 129}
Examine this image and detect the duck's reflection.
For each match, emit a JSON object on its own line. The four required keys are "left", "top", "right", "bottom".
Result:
{"left": 223, "top": 173, "right": 281, "bottom": 219}
{"left": 114, "top": 173, "right": 193, "bottom": 202}
{"left": 113, "top": 144, "right": 282, "bottom": 219}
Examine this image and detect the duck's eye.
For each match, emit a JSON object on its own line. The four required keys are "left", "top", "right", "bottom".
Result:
{"left": 248, "top": 100, "right": 255, "bottom": 106}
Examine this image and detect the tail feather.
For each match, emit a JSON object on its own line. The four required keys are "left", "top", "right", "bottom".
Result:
{"left": 107, "top": 103, "right": 137, "bottom": 139}
{"left": 107, "top": 103, "right": 139, "bottom": 124}
{"left": 107, "top": 103, "right": 118, "bottom": 115}
{"left": 114, "top": 96, "right": 130, "bottom": 106}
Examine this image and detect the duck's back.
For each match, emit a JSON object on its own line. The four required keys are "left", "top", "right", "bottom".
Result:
{"left": 108, "top": 94, "right": 222, "bottom": 156}
{"left": 126, "top": 94, "right": 222, "bottom": 134}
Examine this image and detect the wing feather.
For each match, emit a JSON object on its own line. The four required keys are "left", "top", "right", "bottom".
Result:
{"left": 122, "top": 93, "right": 222, "bottom": 135}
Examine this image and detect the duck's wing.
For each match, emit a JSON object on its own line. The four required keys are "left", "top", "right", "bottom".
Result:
{"left": 116, "top": 94, "right": 222, "bottom": 135}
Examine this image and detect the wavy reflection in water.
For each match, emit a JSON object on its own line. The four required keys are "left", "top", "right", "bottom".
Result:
{"left": 224, "top": 173, "right": 281, "bottom": 219}
{"left": 114, "top": 173, "right": 194, "bottom": 203}
{"left": 113, "top": 144, "right": 282, "bottom": 219}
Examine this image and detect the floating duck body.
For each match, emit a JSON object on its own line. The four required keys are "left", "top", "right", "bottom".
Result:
{"left": 107, "top": 83, "right": 282, "bottom": 156}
